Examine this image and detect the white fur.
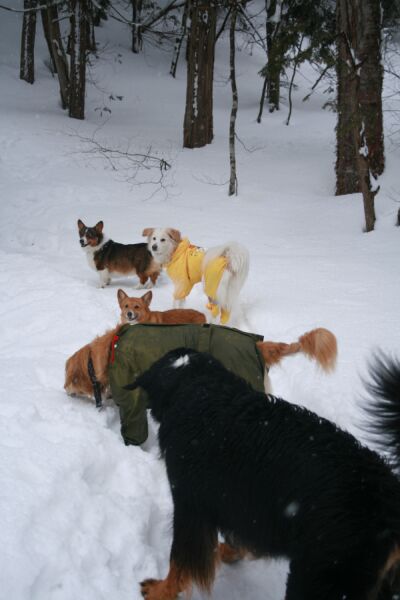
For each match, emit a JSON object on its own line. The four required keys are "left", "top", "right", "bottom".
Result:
{"left": 202, "top": 242, "right": 249, "bottom": 316}
{"left": 82, "top": 235, "right": 109, "bottom": 272}
{"left": 144, "top": 228, "right": 249, "bottom": 323}
{"left": 145, "top": 228, "right": 177, "bottom": 266}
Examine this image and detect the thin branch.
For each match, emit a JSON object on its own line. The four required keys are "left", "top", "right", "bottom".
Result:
{"left": 0, "top": 0, "right": 66, "bottom": 12}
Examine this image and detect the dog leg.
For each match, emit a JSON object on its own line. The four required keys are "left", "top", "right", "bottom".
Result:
{"left": 218, "top": 542, "right": 247, "bottom": 564}
{"left": 98, "top": 269, "right": 111, "bottom": 288}
{"left": 140, "top": 561, "right": 188, "bottom": 600}
{"left": 135, "top": 275, "right": 151, "bottom": 290}
{"left": 150, "top": 272, "right": 159, "bottom": 287}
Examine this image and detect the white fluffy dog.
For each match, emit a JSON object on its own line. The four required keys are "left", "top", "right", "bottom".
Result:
{"left": 142, "top": 228, "right": 249, "bottom": 324}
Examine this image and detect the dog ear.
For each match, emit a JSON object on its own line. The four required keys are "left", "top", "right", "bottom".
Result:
{"left": 141, "top": 291, "right": 152, "bottom": 306}
{"left": 142, "top": 228, "right": 154, "bottom": 238}
{"left": 77, "top": 219, "right": 85, "bottom": 231}
{"left": 95, "top": 221, "right": 104, "bottom": 233}
{"left": 117, "top": 289, "right": 128, "bottom": 305}
{"left": 167, "top": 228, "right": 181, "bottom": 243}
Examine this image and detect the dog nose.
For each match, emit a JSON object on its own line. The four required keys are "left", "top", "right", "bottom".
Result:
{"left": 152, "top": 244, "right": 158, "bottom": 251}
{"left": 127, "top": 311, "right": 133, "bottom": 319}
{"left": 80, "top": 239, "right": 85, "bottom": 247}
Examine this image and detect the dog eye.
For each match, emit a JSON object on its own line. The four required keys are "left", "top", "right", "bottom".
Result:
{"left": 134, "top": 305, "right": 139, "bottom": 309}
{"left": 161, "top": 238, "right": 166, "bottom": 242}
{"left": 125, "top": 304, "right": 128, "bottom": 308}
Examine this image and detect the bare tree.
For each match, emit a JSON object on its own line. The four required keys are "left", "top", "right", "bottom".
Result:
{"left": 69, "top": 0, "right": 89, "bottom": 119}
{"left": 337, "top": 0, "right": 380, "bottom": 232}
{"left": 131, "top": 0, "right": 143, "bottom": 53}
{"left": 41, "top": 4, "right": 70, "bottom": 109}
{"left": 336, "top": 0, "right": 384, "bottom": 196}
{"left": 228, "top": 1, "right": 238, "bottom": 196}
{"left": 183, "top": 0, "right": 216, "bottom": 148}
{"left": 266, "top": 0, "right": 283, "bottom": 112}
{"left": 358, "top": 0, "right": 384, "bottom": 178}
{"left": 20, "top": 0, "right": 38, "bottom": 84}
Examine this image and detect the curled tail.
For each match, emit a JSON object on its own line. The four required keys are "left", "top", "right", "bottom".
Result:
{"left": 364, "top": 353, "right": 400, "bottom": 473}
{"left": 257, "top": 327, "right": 337, "bottom": 372}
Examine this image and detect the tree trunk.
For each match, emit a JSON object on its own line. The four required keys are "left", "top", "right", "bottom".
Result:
{"left": 228, "top": 3, "right": 238, "bottom": 196}
{"left": 337, "top": 0, "right": 378, "bottom": 232}
{"left": 69, "top": 0, "right": 88, "bottom": 120}
{"left": 266, "top": 0, "right": 283, "bottom": 112}
{"left": 183, "top": 0, "right": 216, "bottom": 148}
{"left": 20, "top": 0, "right": 38, "bottom": 84}
{"left": 336, "top": 0, "right": 384, "bottom": 195}
{"left": 41, "top": 6, "right": 70, "bottom": 109}
{"left": 357, "top": 0, "right": 384, "bottom": 178}
{"left": 131, "top": 0, "right": 143, "bottom": 53}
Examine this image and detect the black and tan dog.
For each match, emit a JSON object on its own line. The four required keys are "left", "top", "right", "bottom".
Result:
{"left": 130, "top": 350, "right": 400, "bottom": 600}
{"left": 78, "top": 219, "right": 160, "bottom": 288}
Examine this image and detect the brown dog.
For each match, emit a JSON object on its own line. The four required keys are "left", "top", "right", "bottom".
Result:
{"left": 117, "top": 289, "right": 206, "bottom": 325}
{"left": 64, "top": 326, "right": 119, "bottom": 403}
{"left": 64, "top": 324, "right": 337, "bottom": 406}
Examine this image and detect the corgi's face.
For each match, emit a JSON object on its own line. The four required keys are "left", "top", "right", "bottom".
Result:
{"left": 142, "top": 227, "right": 181, "bottom": 265}
{"left": 77, "top": 219, "right": 104, "bottom": 248}
{"left": 118, "top": 289, "right": 152, "bottom": 324}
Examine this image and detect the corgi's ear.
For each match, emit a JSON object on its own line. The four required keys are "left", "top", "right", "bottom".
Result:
{"left": 95, "top": 221, "right": 104, "bottom": 233}
{"left": 117, "top": 289, "right": 128, "bottom": 305}
{"left": 142, "top": 291, "right": 152, "bottom": 306}
{"left": 142, "top": 228, "right": 154, "bottom": 238}
{"left": 77, "top": 219, "right": 85, "bottom": 231}
{"left": 167, "top": 228, "right": 181, "bottom": 243}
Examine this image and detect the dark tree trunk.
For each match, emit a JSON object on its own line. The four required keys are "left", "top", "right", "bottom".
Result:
{"left": 358, "top": 0, "right": 384, "bottom": 178}
{"left": 183, "top": 0, "right": 216, "bottom": 148}
{"left": 20, "top": 0, "right": 38, "bottom": 84}
{"left": 228, "top": 2, "right": 238, "bottom": 196}
{"left": 41, "top": 6, "right": 70, "bottom": 109}
{"left": 131, "top": 0, "right": 143, "bottom": 53}
{"left": 69, "top": 0, "right": 89, "bottom": 120}
{"left": 266, "top": 0, "right": 283, "bottom": 112}
{"left": 337, "top": 0, "right": 378, "bottom": 232}
{"left": 336, "top": 0, "right": 384, "bottom": 195}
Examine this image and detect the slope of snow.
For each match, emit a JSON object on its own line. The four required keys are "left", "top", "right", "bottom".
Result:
{"left": 1, "top": 6, "right": 399, "bottom": 600}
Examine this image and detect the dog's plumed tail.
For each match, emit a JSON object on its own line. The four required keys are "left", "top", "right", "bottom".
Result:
{"left": 257, "top": 327, "right": 337, "bottom": 372}
{"left": 364, "top": 353, "right": 400, "bottom": 475}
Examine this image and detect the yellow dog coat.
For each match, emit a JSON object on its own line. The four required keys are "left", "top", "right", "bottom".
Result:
{"left": 166, "top": 238, "right": 230, "bottom": 323}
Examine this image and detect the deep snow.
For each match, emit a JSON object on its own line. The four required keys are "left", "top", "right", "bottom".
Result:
{"left": 0, "top": 5, "right": 399, "bottom": 600}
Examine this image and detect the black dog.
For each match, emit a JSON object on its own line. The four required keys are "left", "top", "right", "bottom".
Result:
{"left": 129, "top": 349, "right": 400, "bottom": 600}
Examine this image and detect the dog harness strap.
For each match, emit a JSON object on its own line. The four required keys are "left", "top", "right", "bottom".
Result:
{"left": 87, "top": 355, "right": 102, "bottom": 409}
{"left": 110, "top": 335, "right": 119, "bottom": 364}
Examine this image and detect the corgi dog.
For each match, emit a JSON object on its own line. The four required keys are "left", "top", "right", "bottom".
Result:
{"left": 117, "top": 289, "right": 206, "bottom": 325}
{"left": 64, "top": 326, "right": 336, "bottom": 406}
{"left": 64, "top": 325, "right": 120, "bottom": 406}
{"left": 142, "top": 228, "right": 249, "bottom": 325}
{"left": 78, "top": 219, "right": 160, "bottom": 289}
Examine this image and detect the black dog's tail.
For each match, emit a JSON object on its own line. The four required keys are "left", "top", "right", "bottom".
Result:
{"left": 365, "top": 353, "right": 400, "bottom": 475}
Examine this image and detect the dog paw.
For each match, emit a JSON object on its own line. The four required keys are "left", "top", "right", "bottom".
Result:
{"left": 140, "top": 578, "right": 177, "bottom": 600}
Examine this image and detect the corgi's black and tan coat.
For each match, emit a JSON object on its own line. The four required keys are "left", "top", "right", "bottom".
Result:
{"left": 77, "top": 219, "right": 160, "bottom": 288}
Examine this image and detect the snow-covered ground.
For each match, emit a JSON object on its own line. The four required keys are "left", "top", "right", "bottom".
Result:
{"left": 1, "top": 6, "right": 399, "bottom": 600}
